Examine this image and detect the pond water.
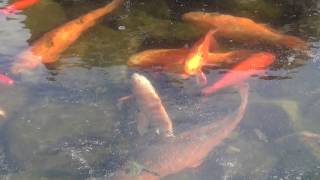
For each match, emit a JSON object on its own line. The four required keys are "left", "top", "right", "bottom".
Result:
{"left": 0, "top": 0, "right": 319, "bottom": 179}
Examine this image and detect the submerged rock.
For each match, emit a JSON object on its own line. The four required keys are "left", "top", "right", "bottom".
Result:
{"left": 4, "top": 66, "right": 132, "bottom": 178}
{"left": 64, "top": 25, "right": 143, "bottom": 67}
{"left": 272, "top": 131, "right": 320, "bottom": 179}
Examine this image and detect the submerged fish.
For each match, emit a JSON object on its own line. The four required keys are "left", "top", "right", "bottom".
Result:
{"left": 183, "top": 30, "right": 216, "bottom": 84}
{"left": 128, "top": 48, "right": 189, "bottom": 72}
{"left": 111, "top": 83, "right": 249, "bottom": 180}
{"left": 11, "top": 0, "right": 124, "bottom": 74}
{"left": 202, "top": 52, "right": 275, "bottom": 96}
{"left": 0, "top": 0, "right": 39, "bottom": 14}
{"left": 128, "top": 48, "right": 252, "bottom": 71}
{"left": 182, "top": 12, "right": 308, "bottom": 50}
{"left": 131, "top": 73, "right": 174, "bottom": 137}
{"left": 0, "top": 73, "right": 14, "bottom": 85}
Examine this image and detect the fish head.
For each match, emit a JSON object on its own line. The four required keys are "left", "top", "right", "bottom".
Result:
{"left": 131, "top": 73, "right": 157, "bottom": 97}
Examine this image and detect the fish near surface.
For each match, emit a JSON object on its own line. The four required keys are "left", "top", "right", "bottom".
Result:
{"left": 0, "top": 0, "right": 40, "bottom": 14}
{"left": 183, "top": 30, "right": 216, "bottom": 85}
{"left": 111, "top": 83, "right": 249, "bottom": 180}
{"left": 128, "top": 48, "right": 189, "bottom": 73}
{"left": 182, "top": 12, "right": 308, "bottom": 50}
{"left": 202, "top": 52, "right": 275, "bottom": 96}
{"left": 131, "top": 73, "right": 174, "bottom": 137}
{"left": 128, "top": 48, "right": 253, "bottom": 70}
{"left": 11, "top": 0, "right": 124, "bottom": 74}
{"left": 183, "top": 30, "right": 216, "bottom": 75}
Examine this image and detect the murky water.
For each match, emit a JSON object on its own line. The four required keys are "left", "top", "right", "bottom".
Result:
{"left": 0, "top": 0, "right": 319, "bottom": 179}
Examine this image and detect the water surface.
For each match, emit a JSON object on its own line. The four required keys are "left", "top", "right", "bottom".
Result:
{"left": 0, "top": 0, "right": 319, "bottom": 179}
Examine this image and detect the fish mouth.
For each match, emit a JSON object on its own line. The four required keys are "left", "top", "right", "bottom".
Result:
{"left": 131, "top": 73, "right": 145, "bottom": 84}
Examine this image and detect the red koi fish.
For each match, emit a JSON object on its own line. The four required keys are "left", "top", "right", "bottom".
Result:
{"left": 11, "top": 0, "right": 124, "bottom": 74}
{"left": 183, "top": 30, "right": 216, "bottom": 85}
{"left": 111, "top": 83, "right": 249, "bottom": 180}
{"left": 0, "top": 73, "right": 14, "bottom": 85}
{"left": 182, "top": 12, "right": 308, "bottom": 50}
{"left": 0, "top": 0, "right": 40, "bottom": 14}
{"left": 202, "top": 52, "right": 275, "bottom": 96}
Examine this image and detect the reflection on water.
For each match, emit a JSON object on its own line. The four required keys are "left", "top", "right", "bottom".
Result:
{"left": 0, "top": 0, "right": 319, "bottom": 179}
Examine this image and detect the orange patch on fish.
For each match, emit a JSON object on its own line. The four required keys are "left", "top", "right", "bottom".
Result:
{"left": 184, "top": 30, "right": 216, "bottom": 76}
{"left": 182, "top": 12, "right": 308, "bottom": 50}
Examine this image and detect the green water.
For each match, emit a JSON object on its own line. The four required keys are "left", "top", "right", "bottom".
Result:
{"left": 0, "top": 0, "right": 319, "bottom": 179}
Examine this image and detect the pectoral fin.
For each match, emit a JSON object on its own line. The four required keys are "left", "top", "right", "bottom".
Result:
{"left": 117, "top": 95, "right": 133, "bottom": 109}
{"left": 137, "top": 112, "right": 149, "bottom": 136}
{"left": 196, "top": 71, "right": 207, "bottom": 86}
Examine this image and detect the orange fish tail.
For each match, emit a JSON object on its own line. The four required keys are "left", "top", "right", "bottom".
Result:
{"left": 278, "top": 35, "right": 308, "bottom": 50}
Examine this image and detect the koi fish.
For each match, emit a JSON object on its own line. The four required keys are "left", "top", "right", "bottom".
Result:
{"left": 11, "top": 0, "right": 124, "bottom": 74}
{"left": 202, "top": 52, "right": 275, "bottom": 96}
{"left": 183, "top": 30, "right": 216, "bottom": 85}
{"left": 184, "top": 30, "right": 216, "bottom": 75}
{"left": 0, "top": 73, "right": 14, "bottom": 85}
{"left": 131, "top": 73, "right": 174, "bottom": 137}
{"left": 128, "top": 48, "right": 189, "bottom": 72}
{"left": 182, "top": 12, "right": 308, "bottom": 50}
{"left": 128, "top": 48, "right": 252, "bottom": 72}
{"left": 111, "top": 83, "right": 249, "bottom": 180}
{"left": 0, "top": 0, "right": 39, "bottom": 14}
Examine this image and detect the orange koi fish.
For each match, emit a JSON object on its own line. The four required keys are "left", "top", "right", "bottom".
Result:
{"left": 0, "top": 0, "right": 39, "bottom": 14}
{"left": 131, "top": 73, "right": 174, "bottom": 137}
{"left": 128, "top": 48, "right": 189, "bottom": 72}
{"left": 202, "top": 52, "right": 275, "bottom": 96}
{"left": 111, "top": 83, "right": 249, "bottom": 180}
{"left": 11, "top": 0, "right": 124, "bottom": 74}
{"left": 128, "top": 48, "right": 252, "bottom": 72}
{"left": 182, "top": 12, "right": 308, "bottom": 50}
{"left": 183, "top": 30, "right": 216, "bottom": 84}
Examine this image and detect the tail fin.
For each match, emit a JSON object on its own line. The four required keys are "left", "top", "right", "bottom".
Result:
{"left": 279, "top": 35, "right": 309, "bottom": 50}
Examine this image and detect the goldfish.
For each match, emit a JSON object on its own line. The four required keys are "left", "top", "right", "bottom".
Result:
{"left": 11, "top": 0, "right": 124, "bottom": 74}
{"left": 182, "top": 12, "right": 308, "bottom": 50}
{"left": 202, "top": 52, "right": 275, "bottom": 96}
{"left": 0, "top": 73, "right": 14, "bottom": 85}
{"left": 128, "top": 48, "right": 252, "bottom": 72}
{"left": 206, "top": 50, "right": 253, "bottom": 65}
{"left": 0, "top": 0, "right": 39, "bottom": 14}
{"left": 111, "top": 83, "right": 249, "bottom": 180}
{"left": 183, "top": 30, "right": 216, "bottom": 85}
{"left": 128, "top": 48, "right": 188, "bottom": 72}
{"left": 131, "top": 73, "right": 174, "bottom": 137}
